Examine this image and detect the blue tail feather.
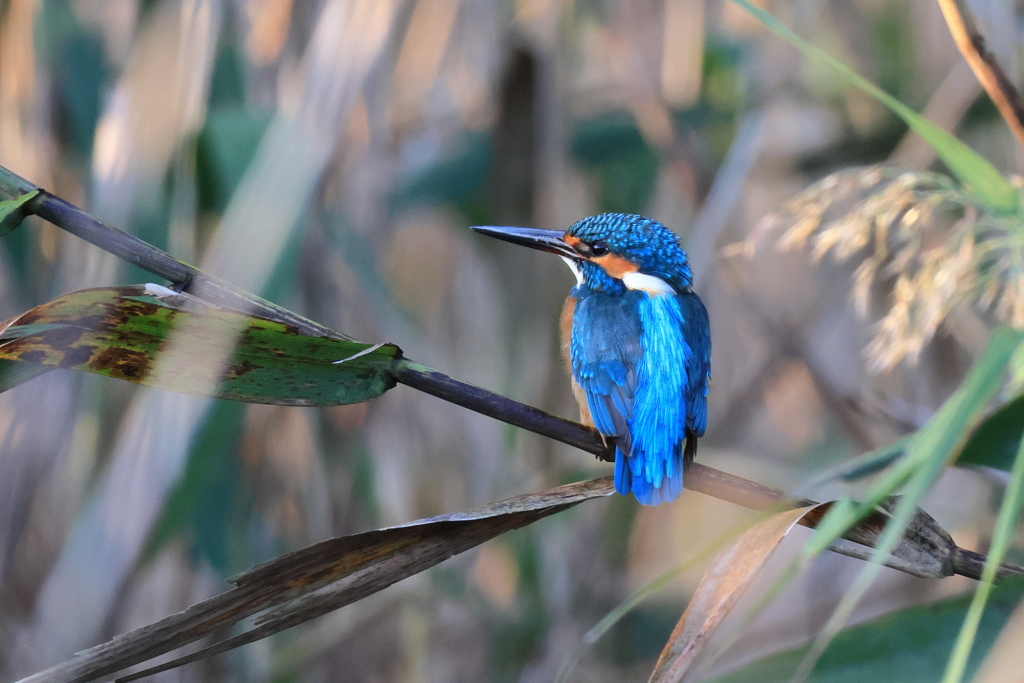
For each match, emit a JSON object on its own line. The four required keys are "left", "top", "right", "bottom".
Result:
{"left": 614, "top": 448, "right": 631, "bottom": 496}
{"left": 664, "top": 468, "right": 683, "bottom": 502}
{"left": 613, "top": 446, "right": 684, "bottom": 506}
{"left": 632, "top": 475, "right": 655, "bottom": 505}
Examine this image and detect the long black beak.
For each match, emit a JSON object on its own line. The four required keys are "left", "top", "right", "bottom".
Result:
{"left": 470, "top": 226, "right": 582, "bottom": 260}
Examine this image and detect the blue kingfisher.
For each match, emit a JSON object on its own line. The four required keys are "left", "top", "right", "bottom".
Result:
{"left": 472, "top": 213, "right": 711, "bottom": 505}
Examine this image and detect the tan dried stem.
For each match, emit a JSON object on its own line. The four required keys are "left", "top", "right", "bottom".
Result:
{"left": 937, "top": 0, "right": 1024, "bottom": 149}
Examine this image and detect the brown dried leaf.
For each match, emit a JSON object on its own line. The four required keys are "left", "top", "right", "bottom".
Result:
{"left": 646, "top": 495, "right": 964, "bottom": 683}
{"left": 647, "top": 505, "right": 821, "bottom": 683}
{"left": 21, "top": 477, "right": 614, "bottom": 683}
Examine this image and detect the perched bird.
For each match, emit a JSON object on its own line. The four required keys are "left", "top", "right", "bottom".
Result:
{"left": 472, "top": 213, "right": 710, "bottom": 506}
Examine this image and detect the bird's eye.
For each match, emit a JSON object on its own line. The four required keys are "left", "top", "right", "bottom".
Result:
{"left": 589, "top": 241, "right": 609, "bottom": 257}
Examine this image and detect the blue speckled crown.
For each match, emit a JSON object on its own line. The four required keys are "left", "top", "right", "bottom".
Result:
{"left": 568, "top": 213, "right": 692, "bottom": 293}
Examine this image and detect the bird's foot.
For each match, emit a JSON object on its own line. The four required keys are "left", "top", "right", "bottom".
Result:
{"left": 594, "top": 431, "right": 615, "bottom": 462}
{"left": 171, "top": 273, "right": 194, "bottom": 293}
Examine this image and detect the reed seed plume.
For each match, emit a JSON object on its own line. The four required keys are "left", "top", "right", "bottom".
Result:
{"left": 746, "top": 166, "right": 1024, "bottom": 370}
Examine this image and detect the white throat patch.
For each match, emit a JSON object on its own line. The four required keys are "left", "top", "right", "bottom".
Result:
{"left": 622, "top": 271, "right": 674, "bottom": 295}
{"left": 561, "top": 256, "right": 584, "bottom": 286}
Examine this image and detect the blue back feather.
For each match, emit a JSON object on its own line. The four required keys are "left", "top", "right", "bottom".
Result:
{"left": 571, "top": 285, "right": 710, "bottom": 505}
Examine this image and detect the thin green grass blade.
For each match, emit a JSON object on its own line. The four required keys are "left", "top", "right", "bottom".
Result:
{"left": 798, "top": 436, "right": 910, "bottom": 493}
{"left": 555, "top": 565, "right": 692, "bottom": 683}
{"left": 805, "top": 330, "right": 1024, "bottom": 558}
{"left": 793, "top": 463, "right": 951, "bottom": 682}
{"left": 941, "top": 433, "right": 1024, "bottom": 683}
{"left": 590, "top": 518, "right": 758, "bottom": 643}
{"left": 650, "top": 507, "right": 820, "bottom": 683}
{"left": 694, "top": 497, "right": 992, "bottom": 682}
{"left": 587, "top": 568, "right": 687, "bottom": 645}
{"left": 728, "top": 0, "right": 1019, "bottom": 215}
{"left": 555, "top": 515, "right": 770, "bottom": 683}
{"left": 792, "top": 330, "right": 1024, "bottom": 682}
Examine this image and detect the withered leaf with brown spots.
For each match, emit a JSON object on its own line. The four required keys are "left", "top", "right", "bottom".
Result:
{"left": 0, "top": 286, "right": 400, "bottom": 405}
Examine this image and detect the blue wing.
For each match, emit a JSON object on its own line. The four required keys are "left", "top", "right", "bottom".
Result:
{"left": 571, "top": 288, "right": 710, "bottom": 506}
{"left": 569, "top": 290, "right": 644, "bottom": 457}
{"left": 677, "top": 291, "right": 711, "bottom": 442}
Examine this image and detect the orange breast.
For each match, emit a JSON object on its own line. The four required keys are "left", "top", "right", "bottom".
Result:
{"left": 560, "top": 294, "right": 593, "bottom": 427}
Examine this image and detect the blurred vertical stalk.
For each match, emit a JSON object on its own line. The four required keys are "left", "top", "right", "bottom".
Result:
{"left": 661, "top": 0, "right": 705, "bottom": 108}
{"left": 17, "top": 0, "right": 226, "bottom": 671}
{"left": 16, "top": 0, "right": 402, "bottom": 673}
{"left": 389, "top": 0, "right": 461, "bottom": 130}
{"left": 0, "top": 0, "right": 51, "bottom": 189}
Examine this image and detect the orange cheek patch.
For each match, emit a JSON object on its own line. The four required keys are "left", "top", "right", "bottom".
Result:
{"left": 592, "top": 253, "right": 639, "bottom": 279}
{"left": 563, "top": 234, "right": 581, "bottom": 248}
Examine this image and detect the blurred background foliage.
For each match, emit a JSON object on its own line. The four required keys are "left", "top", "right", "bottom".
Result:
{"left": 1, "top": 0, "right": 1023, "bottom": 681}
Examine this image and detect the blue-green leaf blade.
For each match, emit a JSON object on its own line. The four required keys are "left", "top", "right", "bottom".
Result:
{"left": 957, "top": 394, "right": 1024, "bottom": 471}
{"left": 728, "top": 0, "right": 1019, "bottom": 214}
{"left": 708, "top": 577, "right": 1024, "bottom": 683}
{"left": 0, "top": 190, "right": 39, "bottom": 236}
